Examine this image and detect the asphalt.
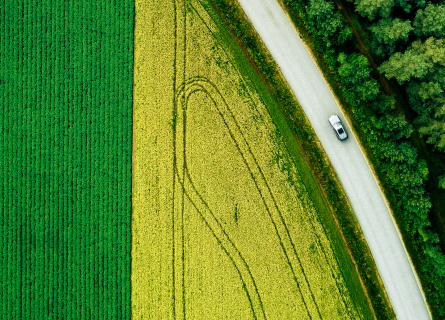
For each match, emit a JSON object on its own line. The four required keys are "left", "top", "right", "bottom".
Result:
{"left": 236, "top": 0, "right": 431, "bottom": 319}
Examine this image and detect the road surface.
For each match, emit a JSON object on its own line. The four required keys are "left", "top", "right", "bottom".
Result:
{"left": 236, "top": 0, "right": 431, "bottom": 319}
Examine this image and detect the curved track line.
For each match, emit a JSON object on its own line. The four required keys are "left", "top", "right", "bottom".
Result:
{"left": 174, "top": 84, "right": 266, "bottom": 319}
{"left": 179, "top": 77, "right": 317, "bottom": 319}
{"left": 175, "top": 76, "right": 319, "bottom": 319}
{"left": 187, "top": 5, "right": 362, "bottom": 317}
{"left": 169, "top": 1, "right": 361, "bottom": 317}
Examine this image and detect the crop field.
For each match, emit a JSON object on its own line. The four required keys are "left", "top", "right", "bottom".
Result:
{"left": 132, "top": 0, "right": 375, "bottom": 319}
{"left": 0, "top": 1, "right": 133, "bottom": 319}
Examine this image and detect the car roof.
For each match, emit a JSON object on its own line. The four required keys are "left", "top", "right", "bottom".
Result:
{"left": 329, "top": 114, "right": 341, "bottom": 124}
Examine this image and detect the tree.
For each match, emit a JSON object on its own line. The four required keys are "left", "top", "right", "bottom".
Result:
{"left": 307, "top": 0, "right": 351, "bottom": 47}
{"left": 369, "top": 18, "right": 412, "bottom": 56}
{"left": 415, "top": 81, "right": 444, "bottom": 101}
{"left": 406, "top": 67, "right": 445, "bottom": 114}
{"left": 338, "top": 52, "right": 380, "bottom": 103}
{"left": 370, "top": 94, "right": 396, "bottom": 112}
{"left": 379, "top": 37, "right": 445, "bottom": 83}
{"left": 414, "top": 3, "right": 445, "bottom": 38}
{"left": 405, "top": 66, "right": 445, "bottom": 153}
{"left": 370, "top": 18, "right": 412, "bottom": 45}
{"left": 439, "top": 174, "right": 445, "bottom": 189}
{"left": 382, "top": 159, "right": 428, "bottom": 190}
{"left": 354, "top": 0, "right": 395, "bottom": 20}
{"left": 377, "top": 140, "right": 417, "bottom": 163}
{"left": 425, "top": 246, "right": 445, "bottom": 277}
{"left": 377, "top": 113, "right": 413, "bottom": 139}
{"left": 418, "top": 117, "right": 445, "bottom": 152}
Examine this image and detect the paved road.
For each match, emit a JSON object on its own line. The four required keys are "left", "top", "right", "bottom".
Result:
{"left": 237, "top": 0, "right": 431, "bottom": 319}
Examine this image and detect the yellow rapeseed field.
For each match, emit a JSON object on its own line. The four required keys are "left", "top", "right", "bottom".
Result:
{"left": 132, "top": 0, "right": 367, "bottom": 319}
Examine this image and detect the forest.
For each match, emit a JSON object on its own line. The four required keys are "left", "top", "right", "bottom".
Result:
{"left": 281, "top": 0, "right": 445, "bottom": 317}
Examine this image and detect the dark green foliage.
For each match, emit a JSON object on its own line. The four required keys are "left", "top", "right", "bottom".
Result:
{"left": 439, "top": 175, "right": 445, "bottom": 189}
{"left": 370, "top": 1, "right": 445, "bottom": 164}
{"left": 405, "top": 61, "right": 445, "bottom": 154}
{"left": 409, "top": 81, "right": 444, "bottom": 104}
{"left": 369, "top": 18, "right": 412, "bottom": 56}
{"left": 354, "top": 0, "right": 395, "bottom": 20}
{"left": 376, "top": 113, "right": 413, "bottom": 139}
{"left": 418, "top": 118, "right": 445, "bottom": 152}
{"left": 379, "top": 37, "right": 445, "bottom": 83}
{"left": 396, "top": 0, "right": 414, "bottom": 13}
{"left": 370, "top": 94, "right": 397, "bottom": 112}
{"left": 307, "top": 0, "right": 352, "bottom": 47}
{"left": 425, "top": 245, "right": 445, "bottom": 276}
{"left": 414, "top": 3, "right": 445, "bottom": 38}
{"left": 359, "top": 0, "right": 445, "bottom": 178}
{"left": 337, "top": 53, "right": 380, "bottom": 104}
{"left": 0, "top": 1, "right": 134, "bottom": 319}
{"left": 370, "top": 18, "right": 412, "bottom": 44}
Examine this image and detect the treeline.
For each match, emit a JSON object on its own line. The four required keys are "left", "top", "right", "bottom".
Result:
{"left": 282, "top": 0, "right": 445, "bottom": 317}
{"left": 355, "top": 0, "right": 445, "bottom": 186}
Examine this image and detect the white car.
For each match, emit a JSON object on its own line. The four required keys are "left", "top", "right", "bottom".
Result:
{"left": 329, "top": 115, "right": 348, "bottom": 141}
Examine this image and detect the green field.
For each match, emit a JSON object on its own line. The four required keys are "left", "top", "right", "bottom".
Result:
{"left": 0, "top": 1, "right": 134, "bottom": 319}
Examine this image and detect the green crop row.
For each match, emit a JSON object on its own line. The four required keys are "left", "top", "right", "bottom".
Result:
{"left": 0, "top": 1, "right": 134, "bottom": 319}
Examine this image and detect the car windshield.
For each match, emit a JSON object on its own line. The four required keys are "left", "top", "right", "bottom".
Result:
{"left": 338, "top": 128, "right": 344, "bottom": 134}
